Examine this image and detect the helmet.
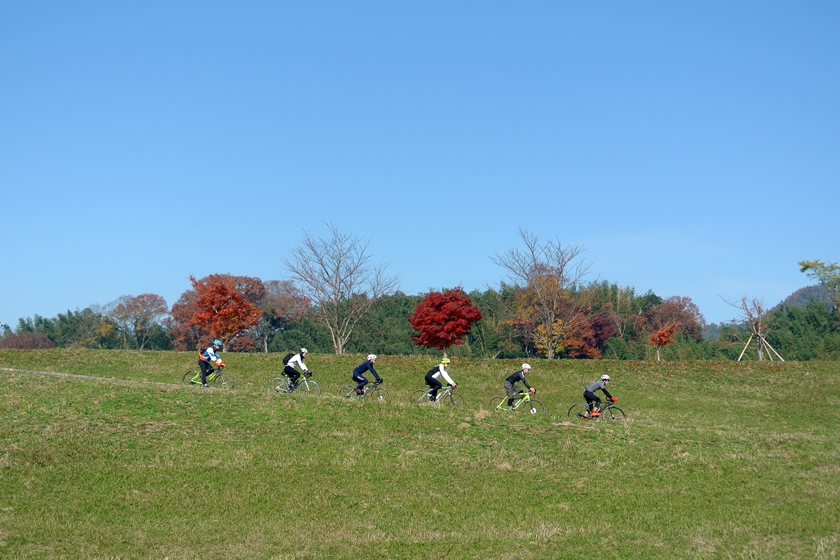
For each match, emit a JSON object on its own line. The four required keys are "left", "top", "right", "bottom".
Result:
{"left": 300, "top": 348, "right": 308, "bottom": 354}
{"left": 521, "top": 363, "right": 532, "bottom": 371}
{"left": 601, "top": 375, "right": 611, "bottom": 381}
{"left": 367, "top": 354, "right": 377, "bottom": 361}
{"left": 441, "top": 357, "right": 451, "bottom": 364}
{"left": 213, "top": 339, "right": 222, "bottom": 346}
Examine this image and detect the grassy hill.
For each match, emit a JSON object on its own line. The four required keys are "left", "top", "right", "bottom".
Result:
{"left": 1, "top": 350, "right": 838, "bottom": 558}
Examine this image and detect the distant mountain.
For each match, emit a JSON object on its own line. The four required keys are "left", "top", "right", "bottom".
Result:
{"left": 772, "top": 284, "right": 832, "bottom": 312}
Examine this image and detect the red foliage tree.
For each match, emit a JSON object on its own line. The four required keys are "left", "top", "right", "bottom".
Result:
{"left": 188, "top": 275, "right": 262, "bottom": 350}
{"left": 562, "top": 315, "right": 601, "bottom": 359}
{"left": 650, "top": 324, "right": 680, "bottom": 361}
{"left": 167, "top": 274, "right": 263, "bottom": 350}
{"left": 636, "top": 296, "right": 704, "bottom": 341}
{"left": 408, "top": 287, "right": 482, "bottom": 352}
{"left": 0, "top": 332, "right": 56, "bottom": 349}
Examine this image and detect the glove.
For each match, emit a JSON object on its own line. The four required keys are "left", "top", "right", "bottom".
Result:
{"left": 304, "top": 370, "right": 312, "bottom": 378}
{"left": 376, "top": 377, "right": 383, "bottom": 383}
{"left": 218, "top": 362, "right": 226, "bottom": 368}
{"left": 610, "top": 396, "right": 617, "bottom": 403}
{"left": 529, "top": 387, "right": 536, "bottom": 394}
{"left": 451, "top": 383, "right": 457, "bottom": 388}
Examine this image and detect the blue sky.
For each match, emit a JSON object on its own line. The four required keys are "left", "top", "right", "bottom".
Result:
{"left": 1, "top": 1, "right": 838, "bottom": 328}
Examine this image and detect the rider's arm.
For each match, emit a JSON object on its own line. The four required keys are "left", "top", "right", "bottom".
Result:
{"left": 439, "top": 366, "right": 455, "bottom": 386}
{"left": 370, "top": 364, "right": 381, "bottom": 380}
{"left": 601, "top": 387, "right": 613, "bottom": 400}
{"left": 289, "top": 354, "right": 305, "bottom": 371}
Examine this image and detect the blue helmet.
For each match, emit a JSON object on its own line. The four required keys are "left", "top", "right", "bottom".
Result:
{"left": 213, "top": 339, "right": 222, "bottom": 346}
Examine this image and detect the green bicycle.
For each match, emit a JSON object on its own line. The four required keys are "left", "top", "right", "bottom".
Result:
{"left": 181, "top": 368, "right": 235, "bottom": 389}
{"left": 488, "top": 390, "right": 546, "bottom": 414}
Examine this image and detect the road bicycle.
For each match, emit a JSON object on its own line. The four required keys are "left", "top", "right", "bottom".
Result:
{"left": 266, "top": 373, "right": 321, "bottom": 396}
{"left": 181, "top": 368, "right": 235, "bottom": 389}
{"left": 566, "top": 401, "right": 626, "bottom": 423}
{"left": 408, "top": 385, "right": 465, "bottom": 407}
{"left": 338, "top": 379, "right": 389, "bottom": 402}
{"left": 488, "top": 390, "right": 546, "bottom": 414}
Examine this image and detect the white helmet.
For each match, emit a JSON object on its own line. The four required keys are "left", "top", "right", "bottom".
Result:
{"left": 300, "top": 348, "right": 308, "bottom": 354}
{"left": 367, "top": 354, "right": 377, "bottom": 361}
{"left": 601, "top": 374, "right": 611, "bottom": 381}
{"left": 522, "top": 363, "right": 532, "bottom": 371}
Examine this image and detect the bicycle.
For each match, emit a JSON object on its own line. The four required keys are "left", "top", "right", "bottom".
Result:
{"left": 338, "top": 379, "right": 389, "bottom": 402}
{"left": 488, "top": 390, "right": 546, "bottom": 414}
{"left": 266, "top": 373, "right": 321, "bottom": 396}
{"left": 181, "top": 367, "right": 235, "bottom": 389}
{"left": 408, "top": 385, "right": 465, "bottom": 407}
{"left": 566, "top": 401, "right": 626, "bottom": 423}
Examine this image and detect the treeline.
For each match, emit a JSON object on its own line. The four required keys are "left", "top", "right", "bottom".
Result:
{"left": 2, "top": 280, "right": 838, "bottom": 361}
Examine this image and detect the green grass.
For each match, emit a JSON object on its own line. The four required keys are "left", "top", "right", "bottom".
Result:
{"left": 1, "top": 350, "right": 839, "bottom": 558}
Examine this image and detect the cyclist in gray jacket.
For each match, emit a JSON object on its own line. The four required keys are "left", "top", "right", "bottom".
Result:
{"left": 584, "top": 375, "right": 615, "bottom": 417}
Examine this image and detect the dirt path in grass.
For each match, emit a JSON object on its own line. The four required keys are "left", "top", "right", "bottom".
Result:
{"left": 0, "top": 366, "right": 176, "bottom": 388}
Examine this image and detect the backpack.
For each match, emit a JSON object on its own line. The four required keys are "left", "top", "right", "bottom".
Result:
{"left": 282, "top": 352, "right": 295, "bottom": 365}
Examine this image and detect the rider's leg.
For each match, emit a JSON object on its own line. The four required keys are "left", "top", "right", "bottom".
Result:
{"left": 354, "top": 375, "right": 368, "bottom": 394}
{"left": 584, "top": 391, "right": 601, "bottom": 415}
{"left": 284, "top": 365, "right": 300, "bottom": 386}
{"left": 199, "top": 361, "right": 214, "bottom": 386}
{"left": 504, "top": 381, "right": 517, "bottom": 407}
{"left": 425, "top": 373, "right": 442, "bottom": 401}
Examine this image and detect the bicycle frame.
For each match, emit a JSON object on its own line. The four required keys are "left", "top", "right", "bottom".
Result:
{"left": 188, "top": 369, "right": 219, "bottom": 384}
{"left": 426, "top": 386, "right": 454, "bottom": 402}
{"left": 340, "top": 379, "right": 388, "bottom": 401}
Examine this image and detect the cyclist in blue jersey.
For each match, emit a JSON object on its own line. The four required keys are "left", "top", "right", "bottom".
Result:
{"left": 352, "top": 354, "right": 382, "bottom": 396}
{"left": 198, "top": 339, "right": 225, "bottom": 388}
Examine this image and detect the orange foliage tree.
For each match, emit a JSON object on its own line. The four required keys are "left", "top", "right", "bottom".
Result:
{"left": 167, "top": 274, "right": 263, "bottom": 351}
{"left": 650, "top": 324, "right": 679, "bottom": 361}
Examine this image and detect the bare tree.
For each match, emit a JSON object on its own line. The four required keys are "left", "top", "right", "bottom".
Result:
{"left": 106, "top": 294, "right": 168, "bottom": 349}
{"left": 491, "top": 228, "right": 592, "bottom": 359}
{"left": 284, "top": 224, "right": 399, "bottom": 354}
{"left": 723, "top": 296, "right": 784, "bottom": 362}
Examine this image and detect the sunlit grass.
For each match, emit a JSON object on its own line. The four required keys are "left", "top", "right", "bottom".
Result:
{"left": 1, "top": 350, "right": 838, "bottom": 558}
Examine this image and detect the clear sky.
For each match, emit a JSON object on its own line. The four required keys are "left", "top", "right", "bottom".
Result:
{"left": 2, "top": 1, "right": 838, "bottom": 328}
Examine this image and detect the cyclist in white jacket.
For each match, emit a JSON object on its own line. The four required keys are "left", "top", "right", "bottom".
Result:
{"left": 283, "top": 348, "right": 310, "bottom": 388}
{"left": 425, "top": 357, "right": 456, "bottom": 402}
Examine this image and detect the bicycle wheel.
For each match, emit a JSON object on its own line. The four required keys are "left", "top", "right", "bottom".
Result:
{"left": 600, "top": 405, "right": 626, "bottom": 423}
{"left": 295, "top": 379, "right": 321, "bottom": 397}
{"left": 338, "top": 385, "right": 361, "bottom": 399}
{"left": 487, "top": 396, "right": 506, "bottom": 411}
{"left": 409, "top": 389, "right": 433, "bottom": 404}
{"left": 522, "top": 398, "right": 545, "bottom": 414}
{"left": 213, "top": 372, "right": 235, "bottom": 389}
{"left": 368, "top": 386, "right": 390, "bottom": 402}
{"left": 437, "top": 392, "right": 466, "bottom": 407}
{"left": 566, "top": 403, "right": 589, "bottom": 420}
{"left": 267, "top": 377, "right": 291, "bottom": 394}
{"left": 181, "top": 370, "right": 201, "bottom": 387}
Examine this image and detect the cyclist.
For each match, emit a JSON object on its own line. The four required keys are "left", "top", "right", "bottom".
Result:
{"left": 198, "top": 339, "right": 225, "bottom": 388}
{"left": 584, "top": 374, "right": 616, "bottom": 418}
{"left": 283, "top": 348, "right": 311, "bottom": 391}
{"left": 505, "top": 363, "right": 535, "bottom": 410}
{"left": 352, "top": 354, "right": 382, "bottom": 396}
{"left": 425, "top": 357, "right": 456, "bottom": 402}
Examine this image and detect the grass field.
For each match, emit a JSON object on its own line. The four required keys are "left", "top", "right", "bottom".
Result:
{"left": 1, "top": 349, "right": 838, "bottom": 558}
